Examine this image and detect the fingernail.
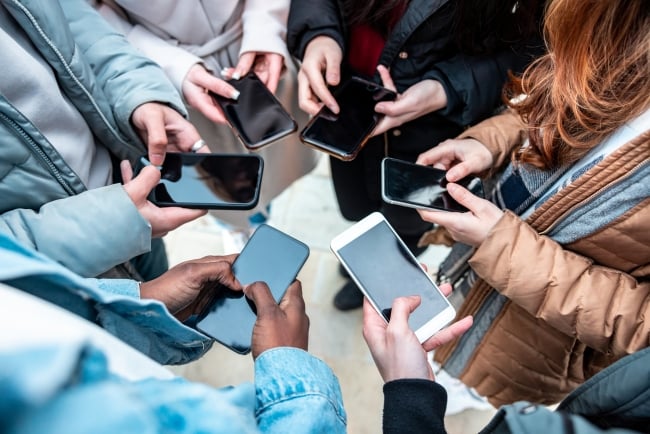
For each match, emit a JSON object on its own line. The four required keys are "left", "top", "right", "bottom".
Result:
{"left": 220, "top": 67, "right": 230, "bottom": 78}
{"left": 140, "top": 157, "right": 162, "bottom": 170}
{"left": 231, "top": 89, "right": 240, "bottom": 100}
{"left": 447, "top": 183, "right": 458, "bottom": 193}
{"left": 231, "top": 72, "right": 241, "bottom": 80}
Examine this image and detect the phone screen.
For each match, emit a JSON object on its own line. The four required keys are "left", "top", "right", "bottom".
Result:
{"left": 196, "top": 224, "right": 310, "bottom": 354}
{"left": 382, "top": 157, "right": 483, "bottom": 212}
{"left": 135, "top": 153, "right": 263, "bottom": 209}
{"left": 211, "top": 72, "right": 297, "bottom": 149}
{"left": 332, "top": 215, "right": 452, "bottom": 334}
{"left": 300, "top": 76, "right": 397, "bottom": 161}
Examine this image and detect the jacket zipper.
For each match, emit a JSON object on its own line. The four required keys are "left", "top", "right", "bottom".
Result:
{"left": 11, "top": 0, "right": 136, "bottom": 152}
{"left": 0, "top": 111, "right": 76, "bottom": 196}
{"left": 538, "top": 162, "right": 643, "bottom": 235}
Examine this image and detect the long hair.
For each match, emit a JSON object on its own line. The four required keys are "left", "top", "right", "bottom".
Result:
{"left": 507, "top": 0, "right": 650, "bottom": 169}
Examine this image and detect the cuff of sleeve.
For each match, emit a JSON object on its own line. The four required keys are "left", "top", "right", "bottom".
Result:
{"left": 383, "top": 379, "right": 447, "bottom": 433}
{"left": 94, "top": 278, "right": 140, "bottom": 298}
{"left": 240, "top": 14, "right": 290, "bottom": 61}
{"left": 254, "top": 347, "right": 346, "bottom": 418}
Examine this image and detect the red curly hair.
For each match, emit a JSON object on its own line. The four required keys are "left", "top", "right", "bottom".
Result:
{"left": 507, "top": 0, "right": 650, "bottom": 169}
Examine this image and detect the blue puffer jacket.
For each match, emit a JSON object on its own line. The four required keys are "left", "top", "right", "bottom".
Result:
{"left": 0, "top": 0, "right": 188, "bottom": 277}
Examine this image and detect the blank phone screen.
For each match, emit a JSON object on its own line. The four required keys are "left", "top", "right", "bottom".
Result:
{"left": 196, "top": 224, "right": 309, "bottom": 354}
{"left": 300, "top": 77, "right": 396, "bottom": 158}
{"left": 336, "top": 220, "right": 449, "bottom": 330}
{"left": 212, "top": 73, "right": 296, "bottom": 148}
{"left": 145, "top": 153, "right": 262, "bottom": 209}
{"left": 383, "top": 158, "right": 483, "bottom": 212}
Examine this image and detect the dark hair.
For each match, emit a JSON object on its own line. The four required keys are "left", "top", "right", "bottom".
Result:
{"left": 341, "top": 0, "right": 542, "bottom": 51}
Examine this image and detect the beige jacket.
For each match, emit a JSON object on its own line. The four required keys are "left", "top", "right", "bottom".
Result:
{"left": 94, "top": 0, "right": 318, "bottom": 227}
{"left": 434, "top": 110, "right": 650, "bottom": 407}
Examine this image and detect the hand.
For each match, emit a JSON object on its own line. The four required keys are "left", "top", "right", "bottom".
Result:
{"left": 245, "top": 280, "right": 309, "bottom": 360}
{"left": 297, "top": 36, "right": 343, "bottom": 115}
{"left": 139, "top": 254, "right": 241, "bottom": 322}
{"left": 362, "top": 283, "right": 473, "bottom": 383}
{"left": 182, "top": 64, "right": 240, "bottom": 124}
{"left": 372, "top": 65, "right": 447, "bottom": 137}
{"left": 120, "top": 160, "right": 207, "bottom": 237}
{"left": 131, "top": 102, "right": 202, "bottom": 166}
{"left": 417, "top": 183, "right": 504, "bottom": 247}
{"left": 416, "top": 138, "right": 494, "bottom": 182}
{"left": 228, "top": 52, "right": 284, "bottom": 94}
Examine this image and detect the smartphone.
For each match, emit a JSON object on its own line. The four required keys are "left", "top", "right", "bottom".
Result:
{"left": 211, "top": 72, "right": 297, "bottom": 149}
{"left": 195, "top": 224, "right": 310, "bottom": 354}
{"left": 381, "top": 157, "right": 484, "bottom": 212}
{"left": 133, "top": 152, "right": 263, "bottom": 209}
{"left": 330, "top": 212, "right": 455, "bottom": 342}
{"left": 299, "top": 76, "right": 397, "bottom": 161}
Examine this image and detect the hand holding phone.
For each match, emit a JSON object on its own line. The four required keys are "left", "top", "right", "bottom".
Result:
{"left": 300, "top": 76, "right": 397, "bottom": 161}
{"left": 196, "top": 224, "right": 310, "bottom": 354}
{"left": 381, "top": 157, "right": 484, "bottom": 212}
{"left": 211, "top": 72, "right": 297, "bottom": 149}
{"left": 330, "top": 212, "right": 455, "bottom": 342}
{"left": 133, "top": 153, "right": 263, "bottom": 210}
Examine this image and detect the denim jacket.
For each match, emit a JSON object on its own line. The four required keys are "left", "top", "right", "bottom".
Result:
{"left": 0, "top": 232, "right": 215, "bottom": 365}
{"left": 0, "top": 343, "right": 347, "bottom": 434}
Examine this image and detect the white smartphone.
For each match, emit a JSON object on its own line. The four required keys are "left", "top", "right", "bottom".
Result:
{"left": 330, "top": 212, "right": 456, "bottom": 342}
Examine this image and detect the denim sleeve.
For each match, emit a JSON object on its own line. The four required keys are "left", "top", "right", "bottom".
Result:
{"left": 254, "top": 347, "right": 347, "bottom": 433}
{"left": 95, "top": 278, "right": 140, "bottom": 298}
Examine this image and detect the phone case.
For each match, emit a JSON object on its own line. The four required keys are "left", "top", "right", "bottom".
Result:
{"left": 299, "top": 76, "right": 397, "bottom": 161}
{"left": 211, "top": 72, "right": 297, "bottom": 150}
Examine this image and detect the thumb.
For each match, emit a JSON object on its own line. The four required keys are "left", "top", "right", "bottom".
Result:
{"left": 324, "top": 53, "right": 341, "bottom": 86}
{"left": 129, "top": 165, "right": 161, "bottom": 199}
{"left": 234, "top": 52, "right": 256, "bottom": 79}
{"left": 244, "top": 281, "right": 276, "bottom": 313}
{"left": 446, "top": 183, "right": 479, "bottom": 212}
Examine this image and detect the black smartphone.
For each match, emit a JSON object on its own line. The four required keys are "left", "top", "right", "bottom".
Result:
{"left": 133, "top": 152, "right": 263, "bottom": 209}
{"left": 195, "top": 224, "right": 310, "bottom": 354}
{"left": 211, "top": 72, "right": 297, "bottom": 149}
{"left": 299, "top": 76, "right": 397, "bottom": 161}
{"left": 381, "top": 157, "right": 484, "bottom": 212}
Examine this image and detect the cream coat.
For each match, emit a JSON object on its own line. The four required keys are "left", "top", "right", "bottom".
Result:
{"left": 94, "top": 0, "right": 318, "bottom": 227}
{"left": 433, "top": 111, "right": 650, "bottom": 407}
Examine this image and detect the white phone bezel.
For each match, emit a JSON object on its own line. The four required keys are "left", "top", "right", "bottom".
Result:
{"left": 330, "top": 212, "right": 456, "bottom": 343}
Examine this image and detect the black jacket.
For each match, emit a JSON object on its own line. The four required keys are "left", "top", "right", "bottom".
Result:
{"left": 383, "top": 347, "right": 650, "bottom": 434}
{"left": 288, "top": 0, "right": 544, "bottom": 157}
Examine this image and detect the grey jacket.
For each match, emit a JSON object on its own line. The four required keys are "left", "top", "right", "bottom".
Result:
{"left": 0, "top": 0, "right": 187, "bottom": 276}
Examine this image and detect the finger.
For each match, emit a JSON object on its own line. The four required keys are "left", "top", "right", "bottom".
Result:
{"left": 376, "top": 65, "right": 396, "bottom": 92}
{"left": 388, "top": 296, "right": 421, "bottom": 329}
{"left": 194, "top": 72, "right": 240, "bottom": 101}
{"left": 446, "top": 164, "right": 475, "bottom": 183}
{"left": 422, "top": 315, "right": 473, "bottom": 352}
{"left": 438, "top": 283, "right": 453, "bottom": 297}
{"left": 297, "top": 70, "right": 323, "bottom": 115}
{"left": 362, "top": 297, "right": 387, "bottom": 346}
{"left": 243, "top": 281, "right": 276, "bottom": 313}
{"left": 132, "top": 165, "right": 162, "bottom": 194}
{"left": 446, "top": 183, "right": 481, "bottom": 213}
{"left": 234, "top": 52, "right": 256, "bottom": 80}
{"left": 265, "top": 55, "right": 284, "bottom": 94}
{"left": 120, "top": 160, "right": 134, "bottom": 183}
{"left": 305, "top": 62, "right": 339, "bottom": 114}
{"left": 278, "top": 280, "right": 306, "bottom": 312}
{"left": 415, "top": 145, "right": 454, "bottom": 168}
{"left": 142, "top": 113, "right": 168, "bottom": 167}
{"left": 194, "top": 95, "right": 228, "bottom": 124}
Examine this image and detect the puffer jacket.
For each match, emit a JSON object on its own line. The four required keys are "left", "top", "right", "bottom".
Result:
{"left": 434, "top": 110, "right": 650, "bottom": 407}
{"left": 288, "top": 0, "right": 544, "bottom": 156}
{"left": 0, "top": 0, "right": 187, "bottom": 276}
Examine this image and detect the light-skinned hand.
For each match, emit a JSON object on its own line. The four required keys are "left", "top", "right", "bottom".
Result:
{"left": 372, "top": 65, "right": 447, "bottom": 136}
{"left": 297, "top": 36, "right": 343, "bottom": 115}
{"left": 120, "top": 160, "right": 207, "bottom": 238}
{"left": 130, "top": 102, "right": 202, "bottom": 166}
{"left": 226, "top": 52, "right": 284, "bottom": 94}
{"left": 363, "top": 283, "right": 473, "bottom": 383}
{"left": 246, "top": 280, "right": 310, "bottom": 360}
{"left": 417, "top": 183, "right": 504, "bottom": 247}
{"left": 416, "top": 138, "right": 494, "bottom": 182}
{"left": 182, "top": 64, "right": 239, "bottom": 124}
{"left": 139, "top": 254, "right": 241, "bottom": 322}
